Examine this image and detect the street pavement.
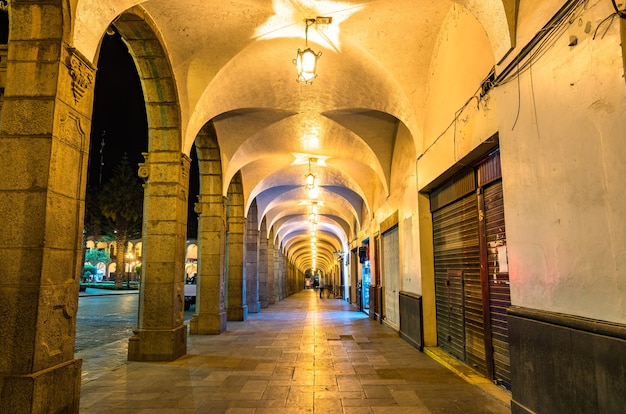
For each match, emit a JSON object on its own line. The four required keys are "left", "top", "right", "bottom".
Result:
{"left": 76, "top": 287, "right": 195, "bottom": 352}
{"left": 76, "top": 289, "right": 139, "bottom": 352}
{"left": 75, "top": 287, "right": 196, "bottom": 384}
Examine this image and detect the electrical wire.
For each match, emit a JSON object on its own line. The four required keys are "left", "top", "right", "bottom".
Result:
{"left": 422, "top": 83, "right": 484, "bottom": 159}
{"left": 423, "top": 0, "right": 612, "bottom": 154}
{"left": 593, "top": 13, "right": 618, "bottom": 39}
{"left": 529, "top": 62, "right": 542, "bottom": 141}
{"left": 611, "top": 0, "right": 626, "bottom": 18}
{"left": 494, "top": 0, "right": 589, "bottom": 87}
{"left": 503, "top": 0, "right": 619, "bottom": 132}
{"left": 511, "top": 64, "right": 521, "bottom": 130}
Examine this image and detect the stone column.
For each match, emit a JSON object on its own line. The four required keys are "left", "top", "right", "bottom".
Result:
{"left": 226, "top": 177, "right": 247, "bottom": 321}
{"left": 0, "top": 8, "right": 93, "bottom": 410}
{"left": 276, "top": 249, "right": 285, "bottom": 300}
{"left": 190, "top": 193, "right": 227, "bottom": 334}
{"left": 282, "top": 253, "right": 288, "bottom": 299}
{"left": 128, "top": 152, "right": 189, "bottom": 361}
{"left": 258, "top": 218, "right": 269, "bottom": 308}
{"left": 294, "top": 265, "right": 299, "bottom": 295}
{"left": 267, "top": 228, "right": 276, "bottom": 304}
{"left": 246, "top": 200, "right": 260, "bottom": 313}
{"left": 288, "top": 263, "right": 295, "bottom": 296}
{"left": 272, "top": 239, "right": 282, "bottom": 302}
{"left": 190, "top": 125, "right": 226, "bottom": 334}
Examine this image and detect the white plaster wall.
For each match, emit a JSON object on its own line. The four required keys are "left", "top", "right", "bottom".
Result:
{"left": 401, "top": 215, "right": 421, "bottom": 294}
{"left": 396, "top": 123, "right": 422, "bottom": 295}
{"left": 418, "top": 4, "right": 498, "bottom": 189}
{"left": 374, "top": 120, "right": 421, "bottom": 296}
{"left": 73, "top": 0, "right": 139, "bottom": 61}
{"left": 495, "top": 3, "right": 626, "bottom": 324}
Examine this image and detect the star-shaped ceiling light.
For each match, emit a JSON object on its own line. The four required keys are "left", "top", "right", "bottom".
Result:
{"left": 254, "top": 0, "right": 365, "bottom": 51}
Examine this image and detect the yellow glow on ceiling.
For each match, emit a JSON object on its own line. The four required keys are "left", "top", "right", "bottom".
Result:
{"left": 302, "top": 133, "right": 320, "bottom": 150}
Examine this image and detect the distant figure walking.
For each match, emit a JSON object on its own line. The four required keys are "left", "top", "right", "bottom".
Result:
{"left": 319, "top": 279, "right": 324, "bottom": 298}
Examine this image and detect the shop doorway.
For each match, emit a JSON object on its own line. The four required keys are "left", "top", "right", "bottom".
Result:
{"left": 430, "top": 148, "right": 511, "bottom": 388}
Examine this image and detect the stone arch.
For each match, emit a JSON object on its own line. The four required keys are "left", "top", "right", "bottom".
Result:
{"left": 422, "top": 3, "right": 499, "bottom": 167}
{"left": 418, "top": 1, "right": 502, "bottom": 355}
{"left": 0, "top": 6, "right": 8, "bottom": 44}
{"left": 259, "top": 216, "right": 271, "bottom": 308}
{"left": 226, "top": 171, "right": 247, "bottom": 321}
{"left": 189, "top": 121, "right": 228, "bottom": 335}
{"left": 246, "top": 199, "right": 260, "bottom": 313}
{"left": 456, "top": 0, "right": 517, "bottom": 61}
{"left": 195, "top": 122, "right": 223, "bottom": 197}
{"left": 112, "top": 10, "right": 182, "bottom": 155}
{"left": 103, "top": 10, "right": 190, "bottom": 363}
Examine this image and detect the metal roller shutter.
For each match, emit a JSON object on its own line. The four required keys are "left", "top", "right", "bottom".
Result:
{"left": 484, "top": 180, "right": 511, "bottom": 389}
{"left": 433, "top": 193, "right": 486, "bottom": 373}
{"left": 382, "top": 226, "right": 400, "bottom": 328}
{"left": 431, "top": 147, "right": 510, "bottom": 381}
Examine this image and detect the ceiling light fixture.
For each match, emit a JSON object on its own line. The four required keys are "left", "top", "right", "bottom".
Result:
{"left": 305, "top": 158, "right": 317, "bottom": 190}
{"left": 305, "top": 172, "right": 316, "bottom": 189}
{"left": 308, "top": 186, "right": 319, "bottom": 199}
{"left": 310, "top": 201, "right": 319, "bottom": 215}
{"left": 294, "top": 18, "right": 322, "bottom": 84}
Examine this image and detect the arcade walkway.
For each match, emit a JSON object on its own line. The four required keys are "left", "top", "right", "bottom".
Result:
{"left": 78, "top": 290, "right": 511, "bottom": 413}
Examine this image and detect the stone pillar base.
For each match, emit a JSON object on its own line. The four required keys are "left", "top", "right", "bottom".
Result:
{"left": 128, "top": 325, "right": 187, "bottom": 361}
{"left": 189, "top": 311, "right": 227, "bottom": 335}
{"left": 1, "top": 358, "right": 82, "bottom": 414}
{"left": 227, "top": 305, "right": 248, "bottom": 321}
{"left": 248, "top": 301, "right": 261, "bottom": 313}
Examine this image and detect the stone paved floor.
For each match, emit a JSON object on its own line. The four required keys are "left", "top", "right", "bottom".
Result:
{"left": 78, "top": 289, "right": 511, "bottom": 413}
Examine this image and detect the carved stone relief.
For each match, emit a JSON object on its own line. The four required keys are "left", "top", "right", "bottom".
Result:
{"left": 39, "top": 302, "right": 74, "bottom": 367}
{"left": 67, "top": 50, "right": 94, "bottom": 105}
{"left": 138, "top": 152, "right": 150, "bottom": 181}
{"left": 58, "top": 111, "right": 85, "bottom": 149}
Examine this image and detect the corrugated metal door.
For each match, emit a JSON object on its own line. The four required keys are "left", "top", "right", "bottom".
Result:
{"left": 433, "top": 193, "right": 485, "bottom": 372}
{"left": 484, "top": 180, "right": 511, "bottom": 388}
{"left": 431, "top": 146, "right": 509, "bottom": 383}
{"left": 382, "top": 226, "right": 400, "bottom": 328}
{"left": 440, "top": 268, "right": 465, "bottom": 360}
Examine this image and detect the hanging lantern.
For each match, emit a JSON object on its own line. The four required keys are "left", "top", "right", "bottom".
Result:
{"left": 293, "top": 19, "right": 322, "bottom": 84}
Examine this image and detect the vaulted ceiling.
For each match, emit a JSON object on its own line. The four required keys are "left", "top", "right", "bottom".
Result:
{"left": 72, "top": 0, "right": 514, "bottom": 274}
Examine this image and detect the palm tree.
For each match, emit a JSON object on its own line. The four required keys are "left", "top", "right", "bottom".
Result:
{"left": 99, "top": 154, "right": 143, "bottom": 289}
{"left": 84, "top": 185, "right": 105, "bottom": 236}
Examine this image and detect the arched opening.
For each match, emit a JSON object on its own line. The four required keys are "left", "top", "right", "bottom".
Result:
{"left": 82, "top": 28, "right": 148, "bottom": 293}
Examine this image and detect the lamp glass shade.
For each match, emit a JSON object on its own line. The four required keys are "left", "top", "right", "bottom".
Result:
{"left": 305, "top": 173, "right": 316, "bottom": 189}
{"left": 308, "top": 186, "right": 319, "bottom": 199}
{"left": 296, "top": 48, "right": 320, "bottom": 83}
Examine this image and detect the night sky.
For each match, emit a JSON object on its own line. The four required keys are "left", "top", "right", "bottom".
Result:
{"left": 89, "top": 32, "right": 199, "bottom": 238}
{"left": 88, "top": 31, "right": 147, "bottom": 189}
